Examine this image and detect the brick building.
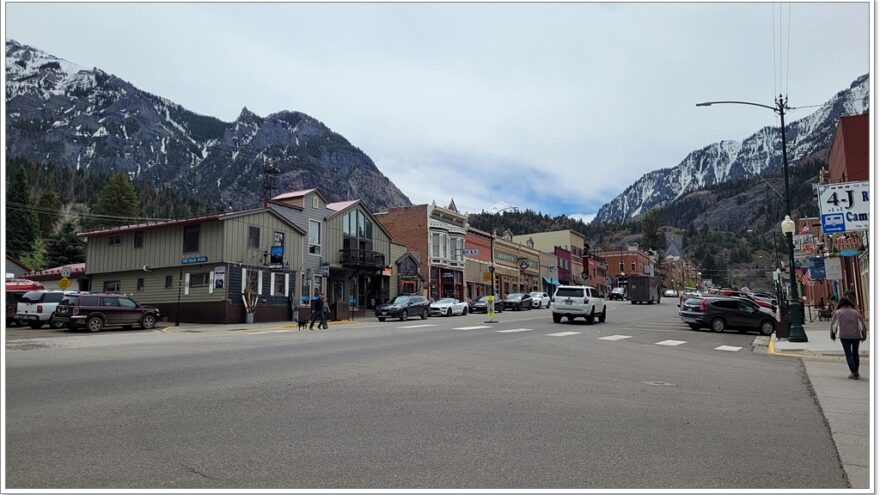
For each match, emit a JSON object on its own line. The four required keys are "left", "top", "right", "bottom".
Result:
{"left": 464, "top": 227, "right": 493, "bottom": 301}
{"left": 376, "top": 200, "right": 468, "bottom": 301}
{"left": 599, "top": 246, "right": 654, "bottom": 287}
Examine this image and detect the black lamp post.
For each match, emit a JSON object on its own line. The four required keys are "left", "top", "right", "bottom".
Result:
{"left": 696, "top": 94, "right": 807, "bottom": 342}
{"left": 488, "top": 206, "right": 517, "bottom": 321}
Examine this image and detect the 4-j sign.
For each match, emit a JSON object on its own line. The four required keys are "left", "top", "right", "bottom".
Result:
{"left": 817, "top": 181, "right": 869, "bottom": 234}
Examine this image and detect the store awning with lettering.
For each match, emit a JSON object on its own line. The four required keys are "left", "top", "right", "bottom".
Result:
{"left": 543, "top": 276, "right": 560, "bottom": 286}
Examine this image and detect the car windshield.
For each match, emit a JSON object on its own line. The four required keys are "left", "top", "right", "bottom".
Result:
{"left": 436, "top": 298, "right": 455, "bottom": 304}
{"left": 477, "top": 296, "right": 488, "bottom": 303}
{"left": 391, "top": 296, "right": 411, "bottom": 305}
{"left": 506, "top": 293, "right": 522, "bottom": 300}
{"left": 60, "top": 295, "right": 79, "bottom": 306}
{"left": 612, "top": 288, "right": 624, "bottom": 293}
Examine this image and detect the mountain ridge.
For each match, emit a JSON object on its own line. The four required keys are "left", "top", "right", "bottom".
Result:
{"left": 5, "top": 39, "right": 412, "bottom": 212}
{"left": 593, "top": 74, "right": 869, "bottom": 224}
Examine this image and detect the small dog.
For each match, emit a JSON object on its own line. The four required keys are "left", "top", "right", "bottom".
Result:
{"left": 297, "top": 317, "right": 308, "bottom": 331}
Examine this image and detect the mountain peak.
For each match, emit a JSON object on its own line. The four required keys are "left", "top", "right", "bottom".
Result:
{"left": 236, "top": 106, "right": 261, "bottom": 122}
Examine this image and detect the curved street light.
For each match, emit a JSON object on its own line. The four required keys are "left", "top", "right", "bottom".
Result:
{"left": 696, "top": 96, "right": 807, "bottom": 342}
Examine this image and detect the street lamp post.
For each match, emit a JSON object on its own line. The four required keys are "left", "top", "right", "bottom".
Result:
{"left": 488, "top": 206, "right": 517, "bottom": 321}
{"left": 696, "top": 95, "right": 807, "bottom": 342}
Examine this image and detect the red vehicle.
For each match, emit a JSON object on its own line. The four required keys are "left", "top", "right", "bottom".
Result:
{"left": 5, "top": 279, "right": 44, "bottom": 327}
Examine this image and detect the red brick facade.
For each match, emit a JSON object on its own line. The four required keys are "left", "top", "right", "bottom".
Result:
{"left": 375, "top": 205, "right": 430, "bottom": 296}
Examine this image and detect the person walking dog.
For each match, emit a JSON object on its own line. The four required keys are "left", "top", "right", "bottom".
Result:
{"left": 830, "top": 296, "right": 867, "bottom": 379}
{"left": 309, "top": 293, "right": 327, "bottom": 330}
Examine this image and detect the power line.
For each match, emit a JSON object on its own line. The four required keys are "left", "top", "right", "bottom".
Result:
{"left": 786, "top": 3, "right": 792, "bottom": 97}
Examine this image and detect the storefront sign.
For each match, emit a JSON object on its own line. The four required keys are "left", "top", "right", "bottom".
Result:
{"left": 181, "top": 256, "right": 208, "bottom": 264}
{"left": 818, "top": 181, "right": 869, "bottom": 233}
{"left": 495, "top": 252, "right": 518, "bottom": 263}
{"left": 518, "top": 259, "right": 530, "bottom": 270}
{"left": 832, "top": 233, "right": 864, "bottom": 256}
{"left": 793, "top": 234, "right": 817, "bottom": 259}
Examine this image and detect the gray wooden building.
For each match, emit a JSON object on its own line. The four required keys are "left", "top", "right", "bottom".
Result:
{"left": 79, "top": 207, "right": 305, "bottom": 324}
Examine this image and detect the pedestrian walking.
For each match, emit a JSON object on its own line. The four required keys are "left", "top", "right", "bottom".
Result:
{"left": 309, "top": 293, "right": 327, "bottom": 330}
{"left": 830, "top": 296, "right": 867, "bottom": 379}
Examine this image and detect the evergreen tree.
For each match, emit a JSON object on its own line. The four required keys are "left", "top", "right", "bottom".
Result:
{"left": 19, "top": 236, "right": 47, "bottom": 272}
{"left": 6, "top": 165, "right": 39, "bottom": 257}
{"left": 92, "top": 173, "right": 144, "bottom": 228}
{"left": 45, "top": 220, "right": 86, "bottom": 267}
{"left": 37, "top": 189, "right": 63, "bottom": 238}
{"left": 640, "top": 209, "right": 663, "bottom": 251}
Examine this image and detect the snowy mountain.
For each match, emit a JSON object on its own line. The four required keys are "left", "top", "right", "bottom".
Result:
{"left": 5, "top": 39, "right": 411, "bottom": 211}
{"left": 593, "top": 74, "right": 869, "bottom": 224}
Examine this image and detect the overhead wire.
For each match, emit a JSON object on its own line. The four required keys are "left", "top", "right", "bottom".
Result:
{"left": 786, "top": 3, "right": 792, "bottom": 98}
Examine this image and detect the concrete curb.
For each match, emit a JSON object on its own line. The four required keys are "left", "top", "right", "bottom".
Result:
{"left": 767, "top": 334, "right": 869, "bottom": 361}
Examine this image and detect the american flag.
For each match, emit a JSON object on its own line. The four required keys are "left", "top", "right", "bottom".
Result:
{"left": 800, "top": 268, "right": 812, "bottom": 285}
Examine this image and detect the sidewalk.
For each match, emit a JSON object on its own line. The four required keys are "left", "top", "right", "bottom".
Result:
{"left": 157, "top": 315, "right": 373, "bottom": 334}
{"left": 765, "top": 318, "right": 871, "bottom": 489}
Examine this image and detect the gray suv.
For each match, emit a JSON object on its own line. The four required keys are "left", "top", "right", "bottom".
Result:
{"left": 376, "top": 295, "right": 430, "bottom": 322}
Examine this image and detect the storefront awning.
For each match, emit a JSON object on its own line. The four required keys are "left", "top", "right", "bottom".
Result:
{"left": 543, "top": 276, "right": 560, "bottom": 285}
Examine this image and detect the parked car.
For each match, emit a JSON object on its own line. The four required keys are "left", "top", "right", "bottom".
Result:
{"left": 503, "top": 293, "right": 533, "bottom": 311}
{"left": 376, "top": 295, "right": 430, "bottom": 321}
{"left": 15, "top": 290, "right": 79, "bottom": 329}
{"left": 679, "top": 296, "right": 776, "bottom": 335}
{"left": 663, "top": 289, "right": 678, "bottom": 297}
{"left": 529, "top": 291, "right": 551, "bottom": 308}
{"left": 609, "top": 287, "right": 627, "bottom": 300}
{"left": 54, "top": 293, "right": 161, "bottom": 332}
{"left": 5, "top": 279, "right": 44, "bottom": 327}
{"left": 550, "top": 285, "right": 606, "bottom": 324}
{"left": 468, "top": 296, "right": 504, "bottom": 314}
{"left": 430, "top": 298, "right": 469, "bottom": 317}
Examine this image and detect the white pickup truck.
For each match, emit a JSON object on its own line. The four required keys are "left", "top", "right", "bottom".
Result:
{"left": 16, "top": 290, "right": 79, "bottom": 329}
{"left": 550, "top": 285, "right": 606, "bottom": 324}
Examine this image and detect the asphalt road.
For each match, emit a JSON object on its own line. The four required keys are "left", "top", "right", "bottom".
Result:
{"left": 5, "top": 299, "right": 847, "bottom": 489}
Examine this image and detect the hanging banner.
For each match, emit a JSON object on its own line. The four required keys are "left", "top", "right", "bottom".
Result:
{"left": 214, "top": 266, "right": 226, "bottom": 289}
{"left": 793, "top": 234, "right": 817, "bottom": 259}
{"left": 824, "top": 257, "right": 843, "bottom": 280}
{"left": 817, "top": 181, "right": 869, "bottom": 233}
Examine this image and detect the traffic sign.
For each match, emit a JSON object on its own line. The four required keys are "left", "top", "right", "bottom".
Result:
{"left": 58, "top": 277, "right": 72, "bottom": 290}
{"left": 482, "top": 271, "right": 492, "bottom": 281}
{"left": 61, "top": 266, "right": 71, "bottom": 278}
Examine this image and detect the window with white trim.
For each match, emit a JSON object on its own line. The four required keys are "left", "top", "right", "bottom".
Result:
{"left": 308, "top": 220, "right": 321, "bottom": 255}
{"left": 432, "top": 232, "right": 441, "bottom": 258}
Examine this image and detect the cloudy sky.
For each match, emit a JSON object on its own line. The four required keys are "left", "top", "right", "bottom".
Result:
{"left": 5, "top": 2, "right": 870, "bottom": 221}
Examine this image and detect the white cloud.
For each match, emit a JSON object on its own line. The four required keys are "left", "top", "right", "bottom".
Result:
{"left": 5, "top": 3, "right": 869, "bottom": 218}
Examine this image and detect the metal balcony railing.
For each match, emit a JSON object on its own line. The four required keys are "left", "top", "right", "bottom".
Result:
{"left": 339, "top": 248, "right": 385, "bottom": 269}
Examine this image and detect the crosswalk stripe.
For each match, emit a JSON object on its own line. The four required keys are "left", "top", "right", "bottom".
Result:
{"left": 598, "top": 335, "right": 632, "bottom": 341}
{"left": 547, "top": 331, "right": 581, "bottom": 337}
{"left": 496, "top": 328, "right": 533, "bottom": 333}
{"left": 454, "top": 326, "right": 492, "bottom": 330}
{"left": 715, "top": 345, "right": 743, "bottom": 352}
{"left": 655, "top": 340, "right": 687, "bottom": 346}
{"left": 399, "top": 324, "right": 436, "bottom": 329}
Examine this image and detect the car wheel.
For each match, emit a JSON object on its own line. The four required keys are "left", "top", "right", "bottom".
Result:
{"left": 421, "top": 309, "right": 428, "bottom": 320}
{"left": 378, "top": 317, "right": 386, "bottom": 322}
{"left": 586, "top": 309, "right": 595, "bottom": 325}
{"left": 399, "top": 310, "right": 408, "bottom": 322}
{"left": 710, "top": 317, "right": 726, "bottom": 333}
{"left": 598, "top": 306, "right": 607, "bottom": 323}
{"left": 688, "top": 323, "right": 700, "bottom": 330}
{"left": 28, "top": 321, "right": 44, "bottom": 329}
{"left": 759, "top": 320, "right": 775, "bottom": 336}
{"left": 50, "top": 317, "right": 65, "bottom": 329}
{"left": 87, "top": 316, "right": 104, "bottom": 333}
{"left": 552, "top": 313, "right": 562, "bottom": 323}
{"left": 446, "top": 308, "right": 452, "bottom": 317}
{"left": 141, "top": 314, "right": 157, "bottom": 330}
{"left": 462, "top": 307, "right": 468, "bottom": 316}
{"left": 631, "top": 300, "right": 637, "bottom": 305}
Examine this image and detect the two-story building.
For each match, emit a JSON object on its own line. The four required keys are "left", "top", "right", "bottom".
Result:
{"left": 79, "top": 207, "right": 305, "bottom": 324}
{"left": 493, "top": 231, "right": 540, "bottom": 297}
{"left": 325, "top": 199, "right": 396, "bottom": 318}
{"left": 600, "top": 245, "right": 654, "bottom": 287}
{"left": 464, "top": 227, "right": 493, "bottom": 301}
{"left": 513, "top": 229, "right": 588, "bottom": 282}
{"left": 376, "top": 200, "right": 468, "bottom": 301}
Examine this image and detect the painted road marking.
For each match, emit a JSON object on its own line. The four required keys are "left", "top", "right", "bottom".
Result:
{"left": 715, "top": 345, "right": 743, "bottom": 352}
{"left": 399, "top": 324, "right": 436, "bottom": 329}
{"left": 655, "top": 340, "right": 687, "bottom": 346}
{"left": 598, "top": 335, "right": 632, "bottom": 341}
{"left": 496, "top": 328, "right": 533, "bottom": 333}
{"left": 547, "top": 331, "right": 581, "bottom": 337}
{"left": 248, "top": 329, "right": 294, "bottom": 335}
{"left": 454, "top": 326, "right": 492, "bottom": 330}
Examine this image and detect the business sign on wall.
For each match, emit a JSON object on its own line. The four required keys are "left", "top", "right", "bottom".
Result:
{"left": 793, "top": 234, "right": 817, "bottom": 259}
{"left": 824, "top": 257, "right": 843, "bottom": 280}
{"left": 817, "top": 181, "right": 869, "bottom": 233}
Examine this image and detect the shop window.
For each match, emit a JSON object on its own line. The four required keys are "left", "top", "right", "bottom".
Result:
{"left": 108, "top": 235, "right": 122, "bottom": 247}
{"left": 165, "top": 275, "right": 174, "bottom": 289}
{"left": 183, "top": 224, "right": 200, "bottom": 253}
{"left": 134, "top": 231, "right": 144, "bottom": 249}
{"left": 136, "top": 278, "right": 144, "bottom": 291}
{"left": 274, "top": 273, "right": 285, "bottom": 295}
{"left": 191, "top": 272, "right": 210, "bottom": 287}
{"left": 248, "top": 226, "right": 260, "bottom": 250}
{"left": 103, "top": 280, "right": 121, "bottom": 293}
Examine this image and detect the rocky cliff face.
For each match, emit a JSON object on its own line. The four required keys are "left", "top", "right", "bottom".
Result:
{"left": 593, "top": 74, "right": 869, "bottom": 224}
{"left": 5, "top": 39, "right": 411, "bottom": 211}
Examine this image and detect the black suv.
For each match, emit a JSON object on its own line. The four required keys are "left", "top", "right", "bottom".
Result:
{"left": 376, "top": 295, "right": 430, "bottom": 322}
{"left": 680, "top": 296, "right": 776, "bottom": 335}
{"left": 54, "top": 293, "right": 161, "bottom": 332}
